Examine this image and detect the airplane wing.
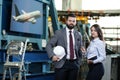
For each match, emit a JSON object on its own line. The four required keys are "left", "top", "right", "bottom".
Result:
{"left": 28, "top": 17, "right": 36, "bottom": 24}
{"left": 22, "top": 10, "right": 27, "bottom": 14}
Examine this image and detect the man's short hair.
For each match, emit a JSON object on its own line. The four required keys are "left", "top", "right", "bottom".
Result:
{"left": 66, "top": 13, "right": 76, "bottom": 19}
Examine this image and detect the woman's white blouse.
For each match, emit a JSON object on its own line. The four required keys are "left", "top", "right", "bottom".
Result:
{"left": 86, "top": 38, "right": 106, "bottom": 64}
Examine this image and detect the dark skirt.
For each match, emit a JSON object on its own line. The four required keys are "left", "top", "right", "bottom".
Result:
{"left": 86, "top": 63, "right": 104, "bottom": 80}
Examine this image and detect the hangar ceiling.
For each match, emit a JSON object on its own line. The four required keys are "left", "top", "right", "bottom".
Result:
{"left": 57, "top": 9, "right": 120, "bottom": 17}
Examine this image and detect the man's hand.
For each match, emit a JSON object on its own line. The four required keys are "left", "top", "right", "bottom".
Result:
{"left": 52, "top": 56, "right": 60, "bottom": 61}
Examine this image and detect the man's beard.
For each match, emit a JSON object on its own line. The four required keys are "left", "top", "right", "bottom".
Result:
{"left": 67, "top": 24, "right": 74, "bottom": 29}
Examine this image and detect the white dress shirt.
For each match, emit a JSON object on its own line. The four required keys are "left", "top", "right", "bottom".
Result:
{"left": 86, "top": 38, "right": 106, "bottom": 64}
{"left": 66, "top": 27, "right": 76, "bottom": 59}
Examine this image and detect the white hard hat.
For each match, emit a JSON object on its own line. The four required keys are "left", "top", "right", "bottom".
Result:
{"left": 53, "top": 46, "right": 65, "bottom": 61}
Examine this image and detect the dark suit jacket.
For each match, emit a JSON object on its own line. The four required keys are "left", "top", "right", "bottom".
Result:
{"left": 46, "top": 28, "right": 83, "bottom": 68}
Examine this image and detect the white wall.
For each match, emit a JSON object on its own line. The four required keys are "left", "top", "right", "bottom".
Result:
{"left": 55, "top": 0, "right": 82, "bottom": 11}
{"left": 82, "top": 0, "right": 120, "bottom": 10}
{"left": 54, "top": 0, "right": 62, "bottom": 10}
{"left": 55, "top": 0, "right": 120, "bottom": 10}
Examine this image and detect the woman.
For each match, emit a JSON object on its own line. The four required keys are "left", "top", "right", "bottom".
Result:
{"left": 82, "top": 24, "right": 106, "bottom": 80}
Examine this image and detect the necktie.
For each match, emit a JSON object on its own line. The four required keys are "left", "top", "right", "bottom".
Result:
{"left": 69, "top": 31, "right": 74, "bottom": 59}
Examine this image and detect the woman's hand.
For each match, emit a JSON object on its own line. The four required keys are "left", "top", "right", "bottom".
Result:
{"left": 81, "top": 47, "right": 86, "bottom": 53}
{"left": 87, "top": 60, "right": 93, "bottom": 64}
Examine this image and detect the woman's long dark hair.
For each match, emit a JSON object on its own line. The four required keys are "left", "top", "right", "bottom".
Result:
{"left": 90, "top": 24, "right": 104, "bottom": 41}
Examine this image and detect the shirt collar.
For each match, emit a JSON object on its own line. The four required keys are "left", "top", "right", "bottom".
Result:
{"left": 66, "top": 27, "right": 74, "bottom": 33}
{"left": 92, "top": 37, "right": 99, "bottom": 42}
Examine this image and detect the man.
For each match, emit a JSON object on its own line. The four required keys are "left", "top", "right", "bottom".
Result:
{"left": 46, "top": 13, "right": 83, "bottom": 80}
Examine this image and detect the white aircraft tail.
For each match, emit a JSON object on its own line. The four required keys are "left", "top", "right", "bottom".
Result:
{"left": 12, "top": 16, "right": 18, "bottom": 21}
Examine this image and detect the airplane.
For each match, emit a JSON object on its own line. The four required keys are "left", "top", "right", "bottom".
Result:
{"left": 12, "top": 4, "right": 41, "bottom": 24}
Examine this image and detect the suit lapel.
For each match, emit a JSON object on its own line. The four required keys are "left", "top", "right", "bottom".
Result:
{"left": 63, "top": 28, "right": 67, "bottom": 49}
{"left": 61, "top": 28, "right": 68, "bottom": 55}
